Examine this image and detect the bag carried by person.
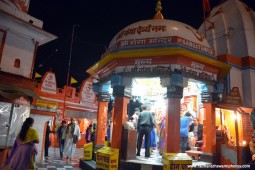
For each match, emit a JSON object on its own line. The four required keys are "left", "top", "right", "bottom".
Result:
{"left": 73, "top": 134, "right": 78, "bottom": 144}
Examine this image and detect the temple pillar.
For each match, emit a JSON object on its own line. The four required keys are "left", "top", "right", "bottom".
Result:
{"left": 160, "top": 72, "right": 184, "bottom": 153}
{"left": 165, "top": 85, "right": 183, "bottom": 153}
{"left": 202, "top": 102, "right": 216, "bottom": 153}
{"left": 111, "top": 85, "right": 129, "bottom": 150}
{"left": 95, "top": 94, "right": 109, "bottom": 145}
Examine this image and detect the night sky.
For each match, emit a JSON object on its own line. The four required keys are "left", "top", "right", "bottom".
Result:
{"left": 28, "top": 0, "right": 255, "bottom": 88}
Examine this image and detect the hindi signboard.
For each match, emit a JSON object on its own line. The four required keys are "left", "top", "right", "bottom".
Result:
{"left": 96, "top": 146, "right": 119, "bottom": 170}
{"left": 223, "top": 87, "right": 242, "bottom": 106}
{"left": 163, "top": 153, "right": 192, "bottom": 170}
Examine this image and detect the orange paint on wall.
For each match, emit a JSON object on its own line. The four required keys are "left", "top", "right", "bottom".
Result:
{"left": 165, "top": 98, "right": 181, "bottom": 153}
{"left": 218, "top": 54, "right": 255, "bottom": 68}
{"left": 111, "top": 96, "right": 129, "bottom": 150}
{"left": 203, "top": 103, "right": 216, "bottom": 153}
{"left": 95, "top": 101, "right": 108, "bottom": 145}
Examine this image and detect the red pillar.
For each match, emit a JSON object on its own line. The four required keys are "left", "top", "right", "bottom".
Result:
{"left": 203, "top": 103, "right": 216, "bottom": 153}
{"left": 95, "top": 101, "right": 108, "bottom": 145}
{"left": 111, "top": 96, "right": 129, "bottom": 150}
{"left": 165, "top": 97, "right": 181, "bottom": 153}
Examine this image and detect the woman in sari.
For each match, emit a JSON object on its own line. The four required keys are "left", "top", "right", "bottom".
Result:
{"left": 158, "top": 116, "right": 166, "bottom": 155}
{"left": 5, "top": 117, "right": 39, "bottom": 170}
{"left": 63, "top": 117, "right": 80, "bottom": 162}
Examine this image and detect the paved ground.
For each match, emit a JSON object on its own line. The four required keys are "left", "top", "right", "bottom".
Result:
{"left": 35, "top": 146, "right": 211, "bottom": 170}
{"left": 35, "top": 147, "right": 83, "bottom": 170}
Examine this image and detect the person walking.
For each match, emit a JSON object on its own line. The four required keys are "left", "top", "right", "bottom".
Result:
{"left": 57, "top": 120, "right": 67, "bottom": 159}
{"left": 45, "top": 121, "right": 54, "bottom": 157}
{"left": 180, "top": 111, "right": 193, "bottom": 153}
{"left": 5, "top": 117, "right": 39, "bottom": 170}
{"left": 85, "top": 124, "right": 93, "bottom": 143}
{"left": 63, "top": 117, "right": 81, "bottom": 162}
{"left": 136, "top": 104, "right": 154, "bottom": 158}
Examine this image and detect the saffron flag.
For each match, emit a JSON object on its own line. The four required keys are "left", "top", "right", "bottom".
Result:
{"left": 35, "top": 72, "right": 42, "bottom": 78}
{"left": 203, "top": 0, "right": 211, "bottom": 13}
{"left": 71, "top": 77, "right": 78, "bottom": 84}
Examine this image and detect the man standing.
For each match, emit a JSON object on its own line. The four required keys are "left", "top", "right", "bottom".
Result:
{"left": 63, "top": 118, "right": 81, "bottom": 161}
{"left": 57, "top": 120, "right": 66, "bottom": 159}
{"left": 45, "top": 121, "right": 54, "bottom": 157}
{"left": 180, "top": 112, "right": 193, "bottom": 153}
{"left": 132, "top": 108, "right": 140, "bottom": 129}
{"left": 190, "top": 118, "right": 203, "bottom": 140}
{"left": 137, "top": 104, "right": 154, "bottom": 158}
{"left": 85, "top": 124, "right": 93, "bottom": 143}
{"left": 189, "top": 118, "right": 203, "bottom": 149}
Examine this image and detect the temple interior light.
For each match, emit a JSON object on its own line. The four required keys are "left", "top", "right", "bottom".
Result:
{"left": 132, "top": 77, "right": 166, "bottom": 103}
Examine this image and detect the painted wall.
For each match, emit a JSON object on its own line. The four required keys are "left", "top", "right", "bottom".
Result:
{"left": 29, "top": 113, "right": 52, "bottom": 162}
{"left": 242, "top": 69, "right": 255, "bottom": 107}
{"left": 199, "top": 0, "right": 255, "bottom": 58}
{"left": 0, "top": 1, "right": 43, "bottom": 28}
{"left": 1, "top": 32, "right": 34, "bottom": 78}
{"left": 229, "top": 67, "right": 243, "bottom": 101}
{"left": 229, "top": 67, "right": 255, "bottom": 108}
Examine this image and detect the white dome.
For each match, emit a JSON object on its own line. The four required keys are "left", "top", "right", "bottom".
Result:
{"left": 108, "top": 19, "right": 212, "bottom": 54}
{"left": 199, "top": 0, "right": 255, "bottom": 57}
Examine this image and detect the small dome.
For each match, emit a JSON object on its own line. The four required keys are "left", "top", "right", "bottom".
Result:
{"left": 108, "top": 19, "right": 211, "bottom": 53}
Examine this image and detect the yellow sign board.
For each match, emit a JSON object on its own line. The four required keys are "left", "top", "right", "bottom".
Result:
{"left": 36, "top": 99, "right": 58, "bottom": 109}
{"left": 96, "top": 146, "right": 119, "bottom": 170}
{"left": 163, "top": 153, "right": 192, "bottom": 170}
{"left": 83, "top": 142, "right": 93, "bottom": 160}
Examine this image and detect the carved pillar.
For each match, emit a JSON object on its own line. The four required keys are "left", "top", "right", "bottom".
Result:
{"left": 202, "top": 102, "right": 216, "bottom": 153}
{"left": 111, "top": 85, "right": 130, "bottom": 150}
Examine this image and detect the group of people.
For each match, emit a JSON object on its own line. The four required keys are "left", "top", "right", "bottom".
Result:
{"left": 4, "top": 117, "right": 81, "bottom": 169}
{"left": 180, "top": 111, "right": 203, "bottom": 153}
{"left": 45, "top": 118, "right": 81, "bottom": 161}
{"left": 128, "top": 107, "right": 205, "bottom": 156}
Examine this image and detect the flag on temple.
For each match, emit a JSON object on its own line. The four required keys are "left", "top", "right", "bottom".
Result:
{"left": 71, "top": 77, "right": 78, "bottom": 84}
{"left": 203, "top": 0, "right": 211, "bottom": 13}
{"left": 35, "top": 72, "right": 42, "bottom": 78}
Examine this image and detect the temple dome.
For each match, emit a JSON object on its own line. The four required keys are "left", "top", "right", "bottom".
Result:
{"left": 198, "top": 0, "right": 255, "bottom": 57}
{"left": 108, "top": 19, "right": 212, "bottom": 54}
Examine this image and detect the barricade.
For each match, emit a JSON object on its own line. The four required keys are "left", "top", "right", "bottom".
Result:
{"left": 96, "top": 146, "right": 119, "bottom": 170}
{"left": 83, "top": 142, "right": 93, "bottom": 160}
{"left": 163, "top": 153, "right": 192, "bottom": 170}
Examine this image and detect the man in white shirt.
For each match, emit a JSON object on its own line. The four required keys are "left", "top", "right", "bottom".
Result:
{"left": 132, "top": 108, "right": 140, "bottom": 129}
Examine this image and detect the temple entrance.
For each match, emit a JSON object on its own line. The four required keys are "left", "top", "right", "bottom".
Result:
{"left": 122, "top": 77, "right": 207, "bottom": 159}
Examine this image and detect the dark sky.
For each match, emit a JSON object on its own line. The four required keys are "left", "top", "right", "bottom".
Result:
{"left": 28, "top": 0, "right": 255, "bottom": 88}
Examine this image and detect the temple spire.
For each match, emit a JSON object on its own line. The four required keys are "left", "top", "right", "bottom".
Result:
{"left": 153, "top": 0, "right": 164, "bottom": 19}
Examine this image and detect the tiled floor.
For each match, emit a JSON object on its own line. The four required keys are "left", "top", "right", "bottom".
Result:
{"left": 132, "top": 148, "right": 163, "bottom": 165}
{"left": 36, "top": 147, "right": 211, "bottom": 170}
{"left": 35, "top": 147, "right": 83, "bottom": 170}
